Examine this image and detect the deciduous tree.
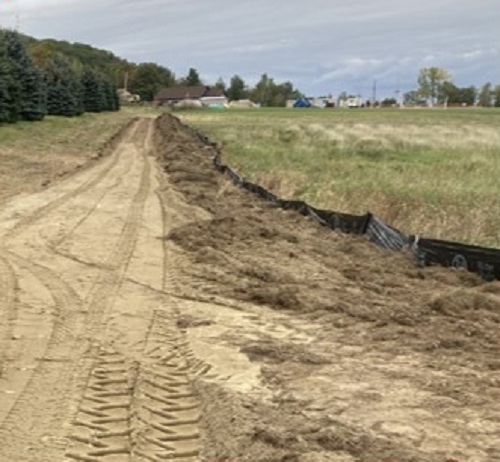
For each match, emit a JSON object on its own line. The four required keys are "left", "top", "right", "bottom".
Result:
{"left": 227, "top": 75, "right": 248, "bottom": 101}
{"left": 478, "top": 83, "right": 492, "bottom": 107}
{"left": 129, "top": 62, "right": 175, "bottom": 101}
{"left": 442, "top": 82, "right": 476, "bottom": 105}
{"left": 417, "top": 67, "right": 451, "bottom": 104}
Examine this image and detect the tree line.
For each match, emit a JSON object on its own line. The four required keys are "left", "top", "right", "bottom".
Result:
{"left": 19, "top": 34, "right": 305, "bottom": 109}
{"left": 405, "top": 67, "right": 500, "bottom": 107}
{"left": 0, "top": 29, "right": 119, "bottom": 124}
{"left": 128, "top": 66, "right": 303, "bottom": 107}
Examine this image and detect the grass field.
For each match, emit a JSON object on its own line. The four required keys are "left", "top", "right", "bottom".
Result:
{"left": 178, "top": 107, "right": 500, "bottom": 247}
{"left": 0, "top": 109, "right": 141, "bottom": 203}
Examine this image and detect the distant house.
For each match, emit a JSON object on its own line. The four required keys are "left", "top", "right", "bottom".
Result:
{"left": 117, "top": 88, "right": 140, "bottom": 104}
{"left": 309, "top": 97, "right": 335, "bottom": 108}
{"left": 154, "top": 86, "right": 228, "bottom": 107}
{"left": 340, "top": 96, "right": 364, "bottom": 108}
{"left": 228, "top": 99, "right": 259, "bottom": 109}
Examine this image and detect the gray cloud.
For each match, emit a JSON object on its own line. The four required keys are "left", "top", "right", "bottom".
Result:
{"left": 2, "top": 0, "right": 499, "bottom": 97}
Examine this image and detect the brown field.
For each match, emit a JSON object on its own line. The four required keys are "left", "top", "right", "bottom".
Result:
{"left": 0, "top": 112, "right": 499, "bottom": 461}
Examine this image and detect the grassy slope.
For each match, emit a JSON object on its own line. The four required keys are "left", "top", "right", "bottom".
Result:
{"left": 179, "top": 108, "right": 500, "bottom": 247}
{"left": 0, "top": 108, "right": 145, "bottom": 203}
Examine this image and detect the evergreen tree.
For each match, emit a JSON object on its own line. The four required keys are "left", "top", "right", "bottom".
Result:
{"left": 0, "top": 34, "right": 14, "bottom": 123}
{"left": 1, "top": 31, "right": 23, "bottom": 122}
{"left": 22, "top": 66, "right": 47, "bottom": 120}
{"left": 0, "top": 66, "right": 10, "bottom": 123}
{"left": 112, "top": 84, "right": 120, "bottom": 111}
{"left": 81, "top": 68, "right": 103, "bottom": 112}
{"left": 102, "top": 80, "right": 116, "bottom": 111}
{"left": 96, "top": 79, "right": 109, "bottom": 111}
{"left": 494, "top": 86, "right": 500, "bottom": 108}
{"left": 69, "top": 73, "right": 85, "bottom": 116}
{"left": 3, "top": 30, "right": 47, "bottom": 121}
{"left": 182, "top": 67, "right": 202, "bottom": 86}
{"left": 214, "top": 77, "right": 226, "bottom": 94}
{"left": 45, "top": 55, "right": 83, "bottom": 117}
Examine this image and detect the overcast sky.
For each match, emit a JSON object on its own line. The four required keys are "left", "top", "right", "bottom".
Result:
{"left": 1, "top": 0, "right": 499, "bottom": 98}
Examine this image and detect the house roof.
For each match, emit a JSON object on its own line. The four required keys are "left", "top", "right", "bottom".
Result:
{"left": 203, "top": 88, "right": 225, "bottom": 98}
{"left": 155, "top": 85, "right": 224, "bottom": 101}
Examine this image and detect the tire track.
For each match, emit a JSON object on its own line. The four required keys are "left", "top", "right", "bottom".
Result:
{"left": 133, "top": 311, "right": 202, "bottom": 462}
{"left": 1, "top": 117, "right": 212, "bottom": 461}
{"left": 83, "top": 121, "right": 152, "bottom": 335}
{"left": 155, "top": 171, "right": 215, "bottom": 379}
{"left": 3, "top": 119, "right": 141, "bottom": 241}
{"left": 65, "top": 131, "right": 207, "bottom": 460}
{"left": 0, "top": 252, "right": 85, "bottom": 461}
{"left": 63, "top": 119, "right": 158, "bottom": 460}
{"left": 52, "top": 118, "right": 151, "bottom": 259}
{"left": 65, "top": 349, "right": 138, "bottom": 462}
{"left": 65, "top": 312, "right": 205, "bottom": 462}
{"left": 0, "top": 120, "right": 152, "bottom": 461}
{"left": 0, "top": 255, "right": 18, "bottom": 379}
{"left": 49, "top": 161, "right": 130, "bottom": 252}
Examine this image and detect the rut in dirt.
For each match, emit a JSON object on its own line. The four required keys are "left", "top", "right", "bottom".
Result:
{"left": 0, "top": 117, "right": 210, "bottom": 462}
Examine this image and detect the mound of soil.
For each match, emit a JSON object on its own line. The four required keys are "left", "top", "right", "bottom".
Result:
{"left": 155, "top": 114, "right": 499, "bottom": 356}
{"left": 155, "top": 114, "right": 500, "bottom": 461}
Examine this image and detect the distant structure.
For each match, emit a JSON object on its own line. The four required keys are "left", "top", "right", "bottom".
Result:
{"left": 287, "top": 97, "right": 335, "bottom": 108}
{"left": 228, "top": 99, "right": 259, "bottom": 108}
{"left": 339, "top": 96, "right": 364, "bottom": 108}
{"left": 117, "top": 72, "right": 140, "bottom": 104}
{"left": 292, "top": 98, "right": 312, "bottom": 108}
{"left": 117, "top": 88, "right": 140, "bottom": 104}
{"left": 154, "top": 86, "right": 227, "bottom": 107}
{"left": 309, "top": 97, "right": 335, "bottom": 108}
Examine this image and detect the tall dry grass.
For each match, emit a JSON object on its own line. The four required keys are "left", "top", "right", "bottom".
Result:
{"left": 180, "top": 108, "right": 500, "bottom": 246}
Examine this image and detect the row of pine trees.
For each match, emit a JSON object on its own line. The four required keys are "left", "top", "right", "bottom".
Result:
{"left": 0, "top": 30, "right": 119, "bottom": 124}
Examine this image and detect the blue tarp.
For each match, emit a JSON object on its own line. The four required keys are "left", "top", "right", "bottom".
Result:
{"left": 293, "top": 98, "right": 311, "bottom": 108}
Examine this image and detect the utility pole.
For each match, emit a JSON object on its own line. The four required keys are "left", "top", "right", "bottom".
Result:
{"left": 395, "top": 89, "right": 401, "bottom": 108}
{"left": 372, "top": 79, "right": 377, "bottom": 107}
{"left": 14, "top": 0, "right": 21, "bottom": 31}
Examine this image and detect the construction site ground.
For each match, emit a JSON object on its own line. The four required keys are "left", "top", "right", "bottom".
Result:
{"left": 0, "top": 114, "right": 499, "bottom": 462}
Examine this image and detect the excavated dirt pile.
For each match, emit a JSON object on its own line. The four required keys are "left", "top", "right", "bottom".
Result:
{"left": 155, "top": 113, "right": 500, "bottom": 461}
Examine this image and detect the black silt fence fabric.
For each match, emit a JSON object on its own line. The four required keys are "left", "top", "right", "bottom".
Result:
{"left": 307, "top": 207, "right": 370, "bottom": 235}
{"left": 365, "top": 214, "right": 410, "bottom": 252}
{"left": 412, "top": 237, "right": 500, "bottom": 282}
{"left": 178, "top": 117, "right": 500, "bottom": 282}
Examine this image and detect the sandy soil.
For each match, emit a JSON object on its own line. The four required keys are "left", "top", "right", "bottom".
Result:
{"left": 0, "top": 114, "right": 499, "bottom": 461}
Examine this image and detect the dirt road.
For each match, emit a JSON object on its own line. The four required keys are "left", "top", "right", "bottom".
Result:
{"left": 0, "top": 115, "right": 499, "bottom": 461}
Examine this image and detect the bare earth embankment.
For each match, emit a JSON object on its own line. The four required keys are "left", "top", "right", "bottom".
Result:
{"left": 0, "top": 113, "right": 498, "bottom": 461}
